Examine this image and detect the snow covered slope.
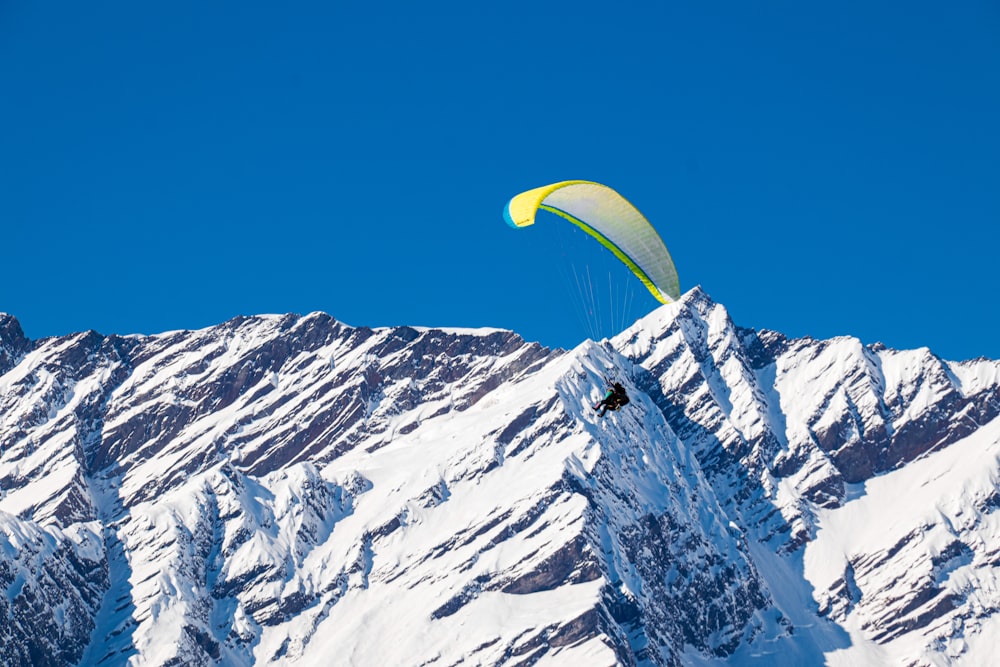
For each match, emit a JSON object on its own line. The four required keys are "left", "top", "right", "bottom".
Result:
{"left": 614, "top": 288, "right": 1000, "bottom": 665}
{"left": 805, "top": 416, "right": 1000, "bottom": 666}
{"left": 1, "top": 290, "right": 999, "bottom": 666}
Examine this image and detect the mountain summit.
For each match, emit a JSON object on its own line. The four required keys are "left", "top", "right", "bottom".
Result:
{"left": 2, "top": 290, "right": 999, "bottom": 666}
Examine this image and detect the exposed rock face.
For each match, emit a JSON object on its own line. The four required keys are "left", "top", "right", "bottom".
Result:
{"left": 0, "top": 517, "right": 105, "bottom": 667}
{"left": 0, "top": 292, "right": 998, "bottom": 666}
{"left": 0, "top": 314, "right": 32, "bottom": 375}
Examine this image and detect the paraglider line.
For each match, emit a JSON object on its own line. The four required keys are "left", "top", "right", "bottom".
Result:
{"left": 539, "top": 204, "right": 668, "bottom": 305}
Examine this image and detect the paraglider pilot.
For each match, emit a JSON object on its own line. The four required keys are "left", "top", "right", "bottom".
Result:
{"left": 593, "top": 380, "right": 629, "bottom": 417}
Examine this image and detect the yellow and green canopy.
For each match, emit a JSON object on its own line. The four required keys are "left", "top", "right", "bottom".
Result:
{"left": 504, "top": 180, "right": 679, "bottom": 304}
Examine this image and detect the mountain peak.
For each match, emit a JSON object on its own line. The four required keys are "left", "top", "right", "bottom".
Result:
{"left": 0, "top": 312, "right": 27, "bottom": 341}
{"left": 0, "top": 313, "right": 31, "bottom": 374}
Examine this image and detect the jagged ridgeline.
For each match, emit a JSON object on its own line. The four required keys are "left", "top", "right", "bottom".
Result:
{"left": 1, "top": 290, "right": 1000, "bottom": 666}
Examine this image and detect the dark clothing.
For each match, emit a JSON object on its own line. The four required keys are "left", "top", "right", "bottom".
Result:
{"left": 594, "top": 382, "right": 629, "bottom": 416}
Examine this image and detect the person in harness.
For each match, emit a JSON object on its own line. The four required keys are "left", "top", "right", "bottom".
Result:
{"left": 593, "top": 379, "right": 630, "bottom": 417}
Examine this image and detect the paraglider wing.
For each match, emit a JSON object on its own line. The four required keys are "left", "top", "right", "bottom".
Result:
{"left": 503, "top": 181, "right": 680, "bottom": 304}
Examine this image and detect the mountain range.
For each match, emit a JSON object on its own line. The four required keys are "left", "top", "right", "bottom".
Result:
{"left": 2, "top": 287, "right": 999, "bottom": 666}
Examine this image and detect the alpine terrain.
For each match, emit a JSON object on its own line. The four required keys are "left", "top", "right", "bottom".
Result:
{"left": 1, "top": 287, "right": 999, "bottom": 666}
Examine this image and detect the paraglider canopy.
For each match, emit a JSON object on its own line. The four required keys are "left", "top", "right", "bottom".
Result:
{"left": 504, "top": 180, "right": 679, "bottom": 304}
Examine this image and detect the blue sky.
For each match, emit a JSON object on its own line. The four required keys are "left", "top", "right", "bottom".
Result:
{"left": 2, "top": 1, "right": 998, "bottom": 360}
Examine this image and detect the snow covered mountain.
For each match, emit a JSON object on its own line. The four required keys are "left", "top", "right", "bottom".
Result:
{"left": 1, "top": 288, "right": 999, "bottom": 666}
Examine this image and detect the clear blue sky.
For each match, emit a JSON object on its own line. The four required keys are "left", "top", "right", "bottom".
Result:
{"left": 2, "top": 1, "right": 998, "bottom": 361}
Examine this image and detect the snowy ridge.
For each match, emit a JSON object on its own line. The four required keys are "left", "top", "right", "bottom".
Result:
{"left": 79, "top": 339, "right": 768, "bottom": 666}
{"left": 806, "top": 416, "right": 1000, "bottom": 665}
{"left": 615, "top": 288, "right": 1000, "bottom": 665}
{"left": 1, "top": 291, "right": 1000, "bottom": 665}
